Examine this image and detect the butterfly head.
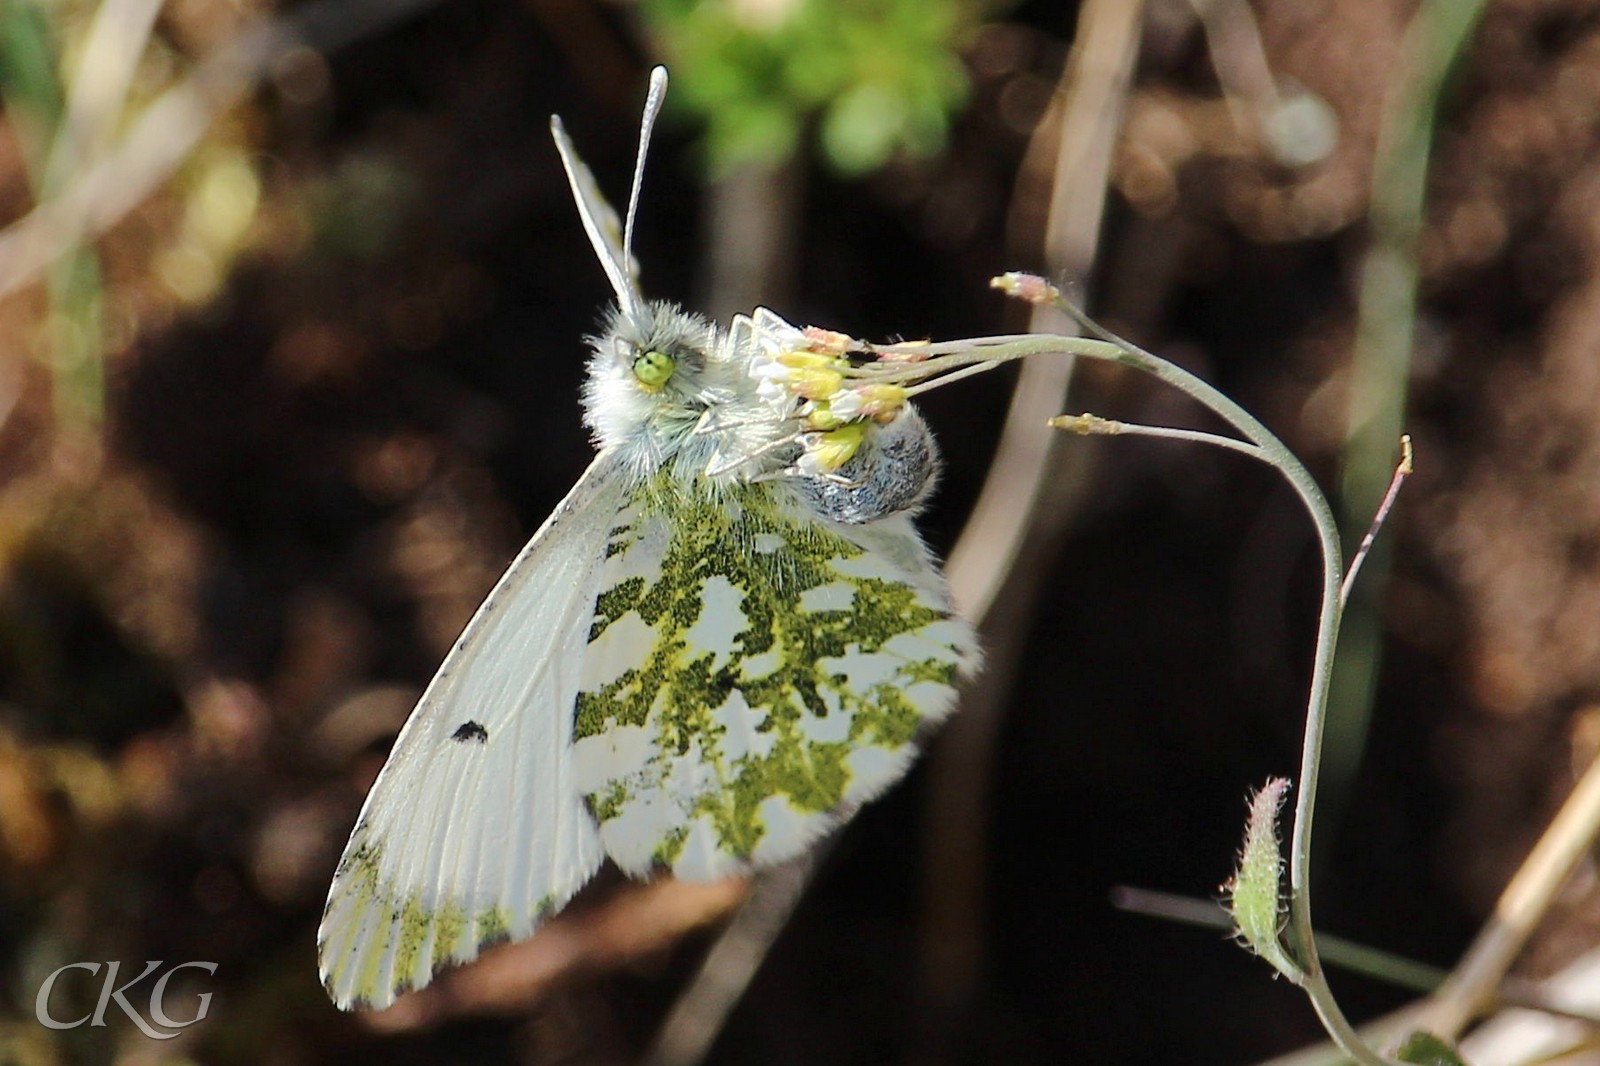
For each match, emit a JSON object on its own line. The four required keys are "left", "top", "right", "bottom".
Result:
{"left": 596, "top": 300, "right": 709, "bottom": 395}
{"left": 554, "top": 70, "right": 929, "bottom": 483}
{"left": 581, "top": 298, "right": 741, "bottom": 451}
{"left": 555, "top": 69, "right": 790, "bottom": 471}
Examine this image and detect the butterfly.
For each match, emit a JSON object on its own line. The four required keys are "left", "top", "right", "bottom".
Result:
{"left": 317, "top": 67, "right": 978, "bottom": 1011}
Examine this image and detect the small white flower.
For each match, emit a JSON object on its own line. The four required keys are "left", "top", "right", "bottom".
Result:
{"left": 747, "top": 350, "right": 852, "bottom": 416}
{"left": 749, "top": 352, "right": 785, "bottom": 382}
{"left": 756, "top": 375, "right": 790, "bottom": 405}
{"left": 829, "top": 389, "right": 864, "bottom": 421}
{"left": 796, "top": 444, "right": 829, "bottom": 477}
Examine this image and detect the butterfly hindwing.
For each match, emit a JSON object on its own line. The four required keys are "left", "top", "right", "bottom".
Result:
{"left": 570, "top": 476, "right": 975, "bottom": 881}
{"left": 321, "top": 67, "right": 982, "bottom": 1015}
{"left": 318, "top": 451, "right": 632, "bottom": 1011}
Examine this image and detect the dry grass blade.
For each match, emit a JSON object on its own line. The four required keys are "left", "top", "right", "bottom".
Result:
{"left": 641, "top": 856, "right": 815, "bottom": 1066}
{"left": 0, "top": 0, "right": 444, "bottom": 304}
{"left": 917, "top": 0, "right": 1146, "bottom": 1052}
{"left": 1414, "top": 746, "right": 1600, "bottom": 1043}
{"left": 44, "top": 0, "right": 166, "bottom": 184}
{"left": 360, "top": 879, "right": 748, "bottom": 1033}
{"left": 638, "top": 7, "right": 1149, "bottom": 1062}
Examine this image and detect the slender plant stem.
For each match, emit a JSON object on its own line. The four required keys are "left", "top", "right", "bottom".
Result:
{"left": 880, "top": 310, "right": 1391, "bottom": 1064}
{"left": 1110, "top": 887, "right": 1447, "bottom": 996}
{"left": 1340, "top": 437, "right": 1413, "bottom": 609}
{"left": 1047, "top": 413, "right": 1266, "bottom": 462}
{"left": 901, "top": 360, "right": 1001, "bottom": 396}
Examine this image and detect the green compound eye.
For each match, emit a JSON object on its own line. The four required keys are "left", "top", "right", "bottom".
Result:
{"left": 632, "top": 349, "right": 675, "bottom": 390}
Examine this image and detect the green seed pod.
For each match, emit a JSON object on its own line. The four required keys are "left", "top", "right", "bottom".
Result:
{"left": 1224, "top": 777, "right": 1303, "bottom": 982}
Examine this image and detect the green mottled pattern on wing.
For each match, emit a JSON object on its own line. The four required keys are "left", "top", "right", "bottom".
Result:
{"left": 571, "top": 476, "right": 971, "bottom": 880}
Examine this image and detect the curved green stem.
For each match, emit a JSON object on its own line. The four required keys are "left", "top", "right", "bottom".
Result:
{"left": 878, "top": 324, "right": 1391, "bottom": 1065}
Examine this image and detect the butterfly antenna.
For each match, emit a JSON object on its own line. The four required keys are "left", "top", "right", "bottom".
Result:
{"left": 551, "top": 114, "right": 638, "bottom": 317}
{"left": 623, "top": 66, "right": 669, "bottom": 295}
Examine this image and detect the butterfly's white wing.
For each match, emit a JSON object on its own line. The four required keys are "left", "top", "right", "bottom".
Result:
{"left": 569, "top": 476, "right": 976, "bottom": 881}
{"left": 318, "top": 450, "right": 632, "bottom": 1010}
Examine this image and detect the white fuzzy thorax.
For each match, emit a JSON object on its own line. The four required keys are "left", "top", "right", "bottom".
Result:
{"left": 581, "top": 300, "right": 797, "bottom": 486}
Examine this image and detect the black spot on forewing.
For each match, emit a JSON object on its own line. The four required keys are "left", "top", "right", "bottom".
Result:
{"left": 451, "top": 721, "right": 488, "bottom": 743}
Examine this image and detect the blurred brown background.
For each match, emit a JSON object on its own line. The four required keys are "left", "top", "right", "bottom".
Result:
{"left": 1, "top": 0, "right": 1596, "bottom": 1062}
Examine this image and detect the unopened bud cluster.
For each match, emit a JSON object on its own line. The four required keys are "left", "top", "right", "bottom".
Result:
{"left": 751, "top": 330, "right": 910, "bottom": 475}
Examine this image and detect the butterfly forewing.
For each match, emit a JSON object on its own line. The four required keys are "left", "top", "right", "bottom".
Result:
{"left": 570, "top": 476, "right": 975, "bottom": 880}
{"left": 318, "top": 452, "right": 631, "bottom": 1011}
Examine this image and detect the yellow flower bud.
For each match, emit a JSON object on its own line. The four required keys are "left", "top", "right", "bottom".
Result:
{"left": 805, "top": 401, "right": 842, "bottom": 431}
{"left": 775, "top": 351, "right": 839, "bottom": 370}
{"left": 789, "top": 367, "right": 845, "bottom": 400}
{"left": 810, "top": 422, "right": 869, "bottom": 472}
{"left": 856, "top": 384, "right": 907, "bottom": 421}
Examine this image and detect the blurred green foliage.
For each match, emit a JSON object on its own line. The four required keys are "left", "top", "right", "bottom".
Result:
{"left": 1395, "top": 1031, "right": 1467, "bottom": 1066}
{"left": 0, "top": 0, "right": 105, "bottom": 431}
{"left": 641, "top": 0, "right": 976, "bottom": 175}
{"left": 308, "top": 152, "right": 421, "bottom": 262}
{"left": 0, "top": 0, "right": 66, "bottom": 175}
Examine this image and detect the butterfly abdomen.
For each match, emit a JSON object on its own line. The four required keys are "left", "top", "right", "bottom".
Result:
{"left": 794, "top": 406, "right": 940, "bottom": 525}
